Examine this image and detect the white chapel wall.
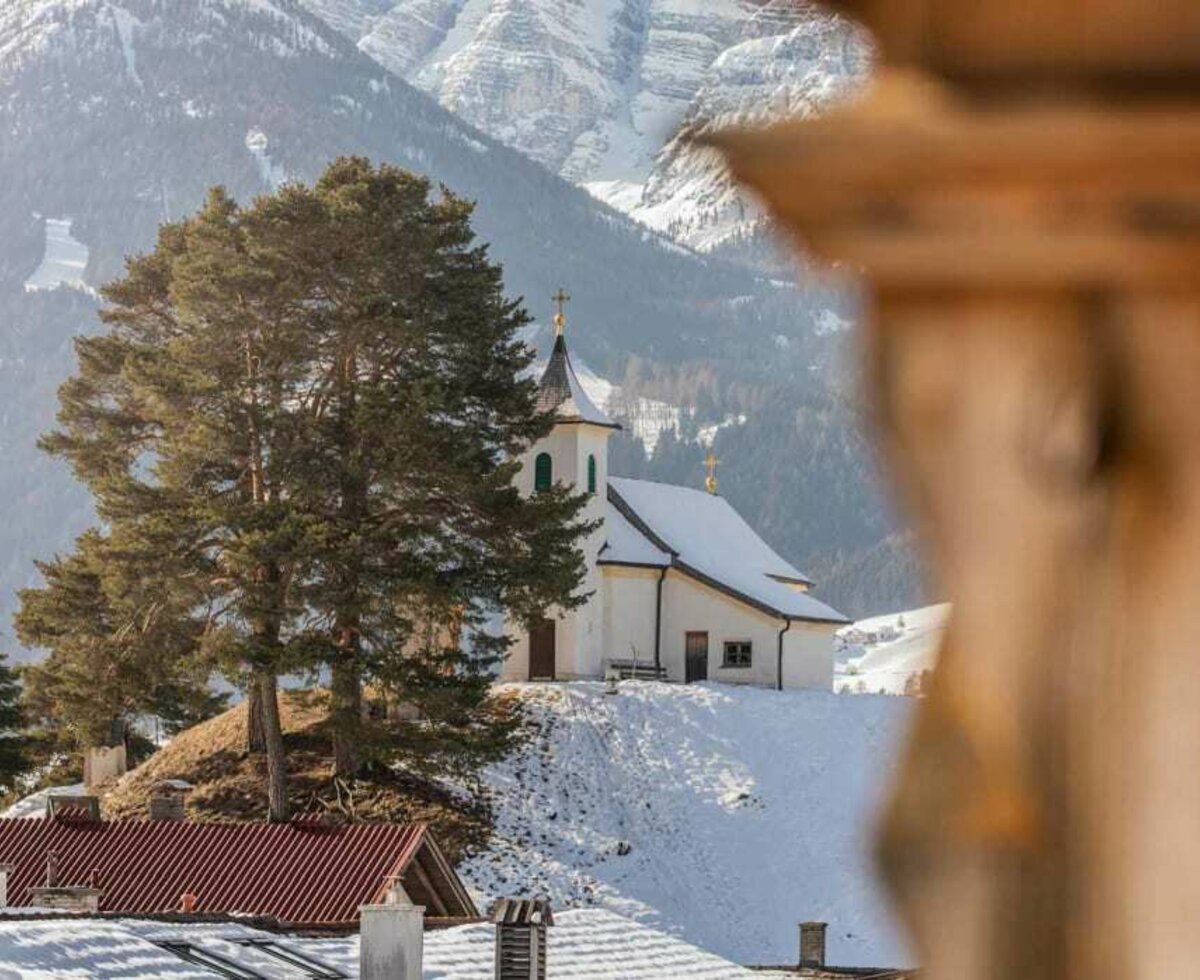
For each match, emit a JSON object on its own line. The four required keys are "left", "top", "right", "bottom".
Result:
{"left": 505, "top": 423, "right": 613, "bottom": 681}
{"left": 781, "top": 623, "right": 837, "bottom": 690}
{"left": 569, "top": 425, "right": 612, "bottom": 678}
{"left": 659, "top": 572, "right": 835, "bottom": 691}
{"left": 602, "top": 566, "right": 661, "bottom": 667}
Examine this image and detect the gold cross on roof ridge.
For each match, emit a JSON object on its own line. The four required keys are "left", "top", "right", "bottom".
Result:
{"left": 552, "top": 288, "right": 570, "bottom": 336}
{"left": 705, "top": 449, "right": 720, "bottom": 495}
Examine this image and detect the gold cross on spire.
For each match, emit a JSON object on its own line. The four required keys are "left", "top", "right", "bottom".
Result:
{"left": 705, "top": 449, "right": 720, "bottom": 495}
{"left": 552, "top": 288, "right": 571, "bottom": 337}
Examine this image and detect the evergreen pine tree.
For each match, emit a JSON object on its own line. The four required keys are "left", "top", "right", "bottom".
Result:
{"left": 41, "top": 190, "right": 316, "bottom": 820}
{"left": 16, "top": 529, "right": 223, "bottom": 752}
{"left": 35, "top": 158, "right": 595, "bottom": 807}
{"left": 244, "top": 158, "right": 594, "bottom": 775}
{"left": 0, "top": 652, "right": 31, "bottom": 797}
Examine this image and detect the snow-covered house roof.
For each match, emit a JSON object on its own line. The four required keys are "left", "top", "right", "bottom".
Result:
{"left": 537, "top": 334, "right": 619, "bottom": 429}
{"left": 0, "top": 908, "right": 756, "bottom": 978}
{"left": 602, "top": 478, "right": 848, "bottom": 625}
{"left": 602, "top": 502, "right": 672, "bottom": 568}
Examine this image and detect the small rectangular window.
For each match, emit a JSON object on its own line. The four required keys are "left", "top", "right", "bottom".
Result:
{"left": 723, "top": 641, "right": 752, "bottom": 668}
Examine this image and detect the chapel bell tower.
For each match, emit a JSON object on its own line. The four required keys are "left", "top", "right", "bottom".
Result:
{"left": 508, "top": 289, "right": 620, "bottom": 681}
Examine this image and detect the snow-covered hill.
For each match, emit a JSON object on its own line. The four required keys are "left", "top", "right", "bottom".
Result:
{"left": 299, "top": 0, "right": 871, "bottom": 252}
{"left": 837, "top": 604, "right": 949, "bottom": 696}
{"left": 462, "top": 682, "right": 912, "bottom": 968}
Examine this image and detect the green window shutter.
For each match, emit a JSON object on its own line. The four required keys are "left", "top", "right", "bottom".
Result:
{"left": 535, "top": 453, "right": 553, "bottom": 493}
{"left": 587, "top": 454, "right": 597, "bottom": 494}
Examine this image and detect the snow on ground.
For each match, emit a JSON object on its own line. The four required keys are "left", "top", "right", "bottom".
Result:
{"left": 534, "top": 351, "right": 744, "bottom": 457}
{"left": 836, "top": 604, "right": 950, "bottom": 696}
{"left": 2, "top": 783, "right": 86, "bottom": 819}
{"left": 462, "top": 682, "right": 912, "bottom": 968}
{"left": 23, "top": 218, "right": 91, "bottom": 294}
{"left": 245, "top": 127, "right": 289, "bottom": 189}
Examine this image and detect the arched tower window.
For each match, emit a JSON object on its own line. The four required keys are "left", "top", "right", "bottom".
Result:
{"left": 587, "top": 454, "right": 597, "bottom": 494}
{"left": 534, "top": 453, "right": 553, "bottom": 493}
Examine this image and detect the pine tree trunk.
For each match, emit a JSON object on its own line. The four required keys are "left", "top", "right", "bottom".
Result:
{"left": 255, "top": 667, "right": 289, "bottom": 823}
{"left": 331, "top": 651, "right": 362, "bottom": 778}
{"left": 246, "top": 679, "right": 266, "bottom": 754}
{"left": 330, "top": 348, "right": 364, "bottom": 779}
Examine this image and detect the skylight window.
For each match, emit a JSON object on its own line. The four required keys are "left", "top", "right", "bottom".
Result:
{"left": 155, "top": 941, "right": 266, "bottom": 979}
{"left": 236, "top": 939, "right": 347, "bottom": 978}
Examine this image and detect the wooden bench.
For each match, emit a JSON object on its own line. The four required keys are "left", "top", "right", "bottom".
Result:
{"left": 605, "top": 660, "right": 667, "bottom": 682}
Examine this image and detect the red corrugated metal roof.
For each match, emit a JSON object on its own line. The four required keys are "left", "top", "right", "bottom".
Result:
{"left": 0, "top": 818, "right": 429, "bottom": 926}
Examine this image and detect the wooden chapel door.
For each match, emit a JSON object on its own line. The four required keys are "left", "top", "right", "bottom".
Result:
{"left": 529, "top": 620, "right": 556, "bottom": 681}
{"left": 685, "top": 632, "right": 709, "bottom": 684}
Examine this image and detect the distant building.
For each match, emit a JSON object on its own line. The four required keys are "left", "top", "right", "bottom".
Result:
{"left": 504, "top": 309, "right": 848, "bottom": 691}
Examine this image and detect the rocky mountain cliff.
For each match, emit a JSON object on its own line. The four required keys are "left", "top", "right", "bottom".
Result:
{"left": 299, "top": 0, "right": 871, "bottom": 252}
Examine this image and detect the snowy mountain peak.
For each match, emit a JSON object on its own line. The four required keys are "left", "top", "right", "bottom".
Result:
{"left": 297, "top": 0, "right": 871, "bottom": 253}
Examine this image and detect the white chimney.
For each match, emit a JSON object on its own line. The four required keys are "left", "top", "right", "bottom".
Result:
{"left": 360, "top": 891, "right": 424, "bottom": 980}
{"left": 83, "top": 744, "right": 126, "bottom": 791}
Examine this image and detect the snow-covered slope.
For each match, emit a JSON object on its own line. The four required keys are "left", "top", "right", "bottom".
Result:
{"left": 625, "top": 9, "right": 869, "bottom": 251}
{"left": 837, "top": 604, "right": 949, "bottom": 696}
{"left": 299, "top": 0, "right": 871, "bottom": 252}
{"left": 1, "top": 782, "right": 86, "bottom": 819}
{"left": 23, "top": 218, "right": 92, "bottom": 294}
{"left": 462, "top": 682, "right": 912, "bottom": 968}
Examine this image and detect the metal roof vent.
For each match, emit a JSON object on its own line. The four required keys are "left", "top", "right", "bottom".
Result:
{"left": 491, "top": 899, "right": 554, "bottom": 980}
{"left": 149, "top": 780, "right": 193, "bottom": 822}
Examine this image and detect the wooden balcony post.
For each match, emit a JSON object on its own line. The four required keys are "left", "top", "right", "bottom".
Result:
{"left": 713, "top": 5, "right": 1200, "bottom": 980}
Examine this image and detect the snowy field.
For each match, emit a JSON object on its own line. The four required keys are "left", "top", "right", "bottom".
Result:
{"left": 837, "top": 605, "right": 950, "bottom": 696}
{"left": 2, "top": 782, "right": 85, "bottom": 819}
{"left": 23, "top": 217, "right": 91, "bottom": 293}
{"left": 462, "top": 682, "right": 913, "bottom": 968}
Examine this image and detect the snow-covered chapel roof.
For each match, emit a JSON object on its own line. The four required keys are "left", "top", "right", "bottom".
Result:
{"left": 602, "top": 478, "right": 849, "bottom": 625}
{"left": 537, "top": 333, "right": 619, "bottom": 429}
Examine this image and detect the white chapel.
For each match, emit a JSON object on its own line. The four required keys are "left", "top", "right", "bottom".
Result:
{"left": 502, "top": 304, "right": 849, "bottom": 691}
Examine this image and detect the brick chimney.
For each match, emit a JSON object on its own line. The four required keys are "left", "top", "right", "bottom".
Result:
{"left": 29, "top": 852, "right": 102, "bottom": 912}
{"left": 491, "top": 899, "right": 554, "bottom": 980}
{"left": 149, "top": 780, "right": 193, "bottom": 822}
{"left": 799, "top": 922, "right": 828, "bottom": 969}
{"left": 360, "top": 887, "right": 424, "bottom": 980}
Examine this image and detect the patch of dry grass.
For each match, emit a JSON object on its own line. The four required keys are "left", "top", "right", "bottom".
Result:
{"left": 101, "top": 690, "right": 519, "bottom": 863}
